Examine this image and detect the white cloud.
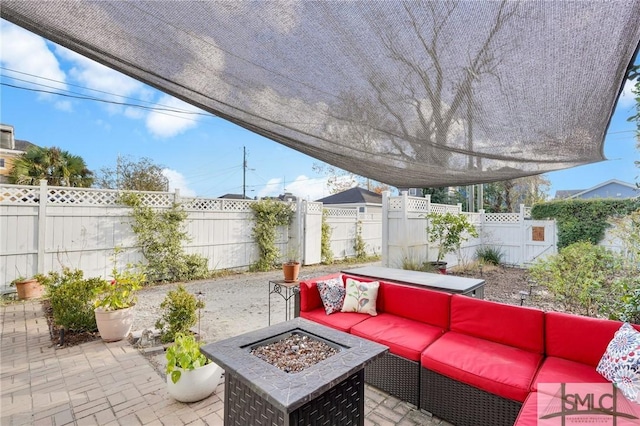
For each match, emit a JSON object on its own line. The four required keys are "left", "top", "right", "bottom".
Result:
{"left": 256, "top": 175, "right": 338, "bottom": 201}
{"left": 162, "top": 168, "right": 196, "bottom": 197}
{"left": 146, "top": 95, "right": 202, "bottom": 138}
{"left": 0, "top": 21, "right": 67, "bottom": 94}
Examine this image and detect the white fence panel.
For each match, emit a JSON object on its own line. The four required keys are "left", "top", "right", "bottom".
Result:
{"left": 324, "top": 207, "right": 382, "bottom": 259}
{"left": 382, "top": 192, "right": 557, "bottom": 269}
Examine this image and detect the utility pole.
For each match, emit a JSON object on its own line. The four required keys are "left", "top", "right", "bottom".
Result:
{"left": 243, "top": 146, "right": 247, "bottom": 199}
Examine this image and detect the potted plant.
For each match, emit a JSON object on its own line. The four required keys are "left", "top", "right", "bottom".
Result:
{"left": 426, "top": 212, "right": 478, "bottom": 274}
{"left": 93, "top": 263, "right": 145, "bottom": 342}
{"left": 11, "top": 275, "right": 44, "bottom": 300}
{"left": 282, "top": 245, "right": 301, "bottom": 282}
{"left": 165, "top": 333, "right": 223, "bottom": 403}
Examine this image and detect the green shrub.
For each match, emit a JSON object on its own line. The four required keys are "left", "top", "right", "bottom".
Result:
{"left": 529, "top": 241, "right": 621, "bottom": 317}
{"left": 42, "top": 268, "right": 102, "bottom": 331}
{"left": 475, "top": 246, "right": 505, "bottom": 266}
{"left": 531, "top": 199, "right": 639, "bottom": 249}
{"left": 156, "top": 284, "right": 204, "bottom": 343}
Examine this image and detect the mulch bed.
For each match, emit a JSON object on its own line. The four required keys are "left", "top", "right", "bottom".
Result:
{"left": 41, "top": 299, "right": 101, "bottom": 348}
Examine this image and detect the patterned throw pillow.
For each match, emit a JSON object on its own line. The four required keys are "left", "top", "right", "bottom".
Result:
{"left": 317, "top": 277, "right": 345, "bottom": 315}
{"left": 596, "top": 323, "right": 640, "bottom": 403}
{"left": 341, "top": 278, "right": 379, "bottom": 316}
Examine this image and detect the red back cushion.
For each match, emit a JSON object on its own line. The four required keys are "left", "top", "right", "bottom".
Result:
{"left": 544, "top": 311, "right": 633, "bottom": 366}
{"left": 450, "top": 295, "right": 545, "bottom": 353}
{"left": 299, "top": 273, "right": 340, "bottom": 312}
{"left": 382, "top": 283, "right": 451, "bottom": 329}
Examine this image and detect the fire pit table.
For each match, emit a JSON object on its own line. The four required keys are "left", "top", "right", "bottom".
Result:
{"left": 201, "top": 317, "right": 388, "bottom": 426}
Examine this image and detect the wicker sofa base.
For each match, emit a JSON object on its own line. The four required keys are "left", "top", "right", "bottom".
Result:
{"left": 420, "top": 368, "right": 522, "bottom": 426}
{"left": 225, "top": 369, "right": 365, "bottom": 426}
{"left": 364, "top": 352, "right": 420, "bottom": 407}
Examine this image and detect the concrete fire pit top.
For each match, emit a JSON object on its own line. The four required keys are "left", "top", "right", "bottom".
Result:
{"left": 201, "top": 317, "right": 388, "bottom": 413}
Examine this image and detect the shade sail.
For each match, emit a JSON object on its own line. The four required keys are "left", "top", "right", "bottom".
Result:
{"left": 2, "top": 1, "right": 639, "bottom": 187}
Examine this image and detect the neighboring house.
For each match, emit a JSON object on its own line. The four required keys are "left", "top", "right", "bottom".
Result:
{"left": 0, "top": 124, "right": 37, "bottom": 184}
{"left": 554, "top": 179, "right": 638, "bottom": 200}
{"left": 316, "top": 186, "right": 383, "bottom": 213}
{"left": 218, "top": 193, "right": 253, "bottom": 200}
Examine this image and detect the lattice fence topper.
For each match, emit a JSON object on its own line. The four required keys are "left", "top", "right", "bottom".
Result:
{"left": 306, "top": 202, "right": 323, "bottom": 214}
{"left": 0, "top": 186, "right": 39, "bottom": 205}
{"left": 484, "top": 213, "right": 521, "bottom": 224}
{"left": 406, "top": 198, "right": 429, "bottom": 212}
{"left": 3, "top": 2, "right": 638, "bottom": 187}
{"left": 324, "top": 207, "right": 357, "bottom": 217}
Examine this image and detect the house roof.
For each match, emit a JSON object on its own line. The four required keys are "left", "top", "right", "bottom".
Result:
{"left": 218, "top": 193, "right": 252, "bottom": 200}
{"left": 567, "top": 179, "right": 638, "bottom": 199}
{"left": 316, "top": 187, "right": 382, "bottom": 205}
{"left": 14, "top": 139, "right": 37, "bottom": 152}
{"left": 554, "top": 189, "right": 583, "bottom": 199}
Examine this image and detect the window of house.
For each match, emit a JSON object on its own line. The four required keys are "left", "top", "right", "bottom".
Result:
{"left": 358, "top": 206, "right": 366, "bottom": 213}
{"left": 0, "top": 158, "right": 5, "bottom": 168}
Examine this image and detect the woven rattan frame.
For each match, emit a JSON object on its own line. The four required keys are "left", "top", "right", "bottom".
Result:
{"left": 225, "top": 369, "right": 365, "bottom": 426}
{"left": 420, "top": 368, "right": 522, "bottom": 426}
{"left": 364, "top": 352, "right": 420, "bottom": 407}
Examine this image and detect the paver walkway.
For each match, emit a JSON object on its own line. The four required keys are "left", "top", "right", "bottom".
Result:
{"left": 1, "top": 301, "right": 451, "bottom": 426}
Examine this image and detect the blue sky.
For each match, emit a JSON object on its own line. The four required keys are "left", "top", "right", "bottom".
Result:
{"left": 1, "top": 20, "right": 638, "bottom": 201}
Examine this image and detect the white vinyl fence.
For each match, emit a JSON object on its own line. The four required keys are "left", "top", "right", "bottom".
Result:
{"left": 323, "top": 207, "right": 382, "bottom": 259}
{"left": 0, "top": 182, "right": 323, "bottom": 292}
{"left": 382, "top": 192, "right": 558, "bottom": 270}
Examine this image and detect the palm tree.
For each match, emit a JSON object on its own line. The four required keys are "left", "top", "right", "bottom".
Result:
{"left": 9, "top": 146, "right": 94, "bottom": 187}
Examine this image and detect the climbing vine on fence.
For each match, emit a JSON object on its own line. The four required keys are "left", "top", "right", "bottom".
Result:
{"left": 120, "top": 193, "right": 209, "bottom": 282}
{"left": 321, "top": 211, "right": 334, "bottom": 264}
{"left": 250, "top": 199, "right": 294, "bottom": 271}
{"left": 531, "top": 198, "right": 640, "bottom": 249}
{"left": 353, "top": 220, "right": 367, "bottom": 261}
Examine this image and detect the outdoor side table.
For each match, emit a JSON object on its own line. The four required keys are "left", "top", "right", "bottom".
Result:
{"left": 268, "top": 279, "right": 300, "bottom": 326}
{"left": 200, "top": 318, "right": 388, "bottom": 426}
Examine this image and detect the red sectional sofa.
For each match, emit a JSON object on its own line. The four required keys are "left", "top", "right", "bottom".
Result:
{"left": 299, "top": 273, "right": 640, "bottom": 426}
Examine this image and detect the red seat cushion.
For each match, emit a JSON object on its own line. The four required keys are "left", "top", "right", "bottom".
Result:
{"left": 531, "top": 356, "right": 608, "bottom": 393}
{"left": 299, "top": 308, "right": 370, "bottom": 333}
{"left": 350, "top": 313, "right": 445, "bottom": 361}
{"left": 421, "top": 332, "right": 542, "bottom": 402}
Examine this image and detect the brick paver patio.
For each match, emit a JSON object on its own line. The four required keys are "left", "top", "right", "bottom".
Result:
{"left": 1, "top": 302, "right": 451, "bottom": 425}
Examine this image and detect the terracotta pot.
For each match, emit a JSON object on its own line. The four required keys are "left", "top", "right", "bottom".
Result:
{"left": 15, "top": 278, "right": 44, "bottom": 300}
{"left": 95, "top": 306, "right": 135, "bottom": 342}
{"left": 166, "top": 361, "right": 223, "bottom": 403}
{"left": 282, "top": 262, "right": 300, "bottom": 282}
{"left": 429, "top": 261, "right": 448, "bottom": 275}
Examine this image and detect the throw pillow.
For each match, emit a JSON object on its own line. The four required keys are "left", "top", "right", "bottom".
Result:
{"left": 341, "top": 278, "right": 379, "bottom": 316}
{"left": 317, "top": 277, "right": 345, "bottom": 315}
{"left": 596, "top": 323, "right": 640, "bottom": 403}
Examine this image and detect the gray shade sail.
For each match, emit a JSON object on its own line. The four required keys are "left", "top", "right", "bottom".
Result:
{"left": 2, "top": 1, "right": 639, "bottom": 187}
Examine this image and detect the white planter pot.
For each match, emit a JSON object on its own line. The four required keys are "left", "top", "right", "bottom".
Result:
{"left": 94, "top": 307, "right": 135, "bottom": 342}
{"left": 167, "top": 361, "right": 223, "bottom": 403}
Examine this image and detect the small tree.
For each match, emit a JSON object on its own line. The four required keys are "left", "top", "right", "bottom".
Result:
{"left": 156, "top": 284, "right": 204, "bottom": 343}
{"left": 426, "top": 212, "right": 478, "bottom": 264}
{"left": 96, "top": 155, "right": 169, "bottom": 191}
